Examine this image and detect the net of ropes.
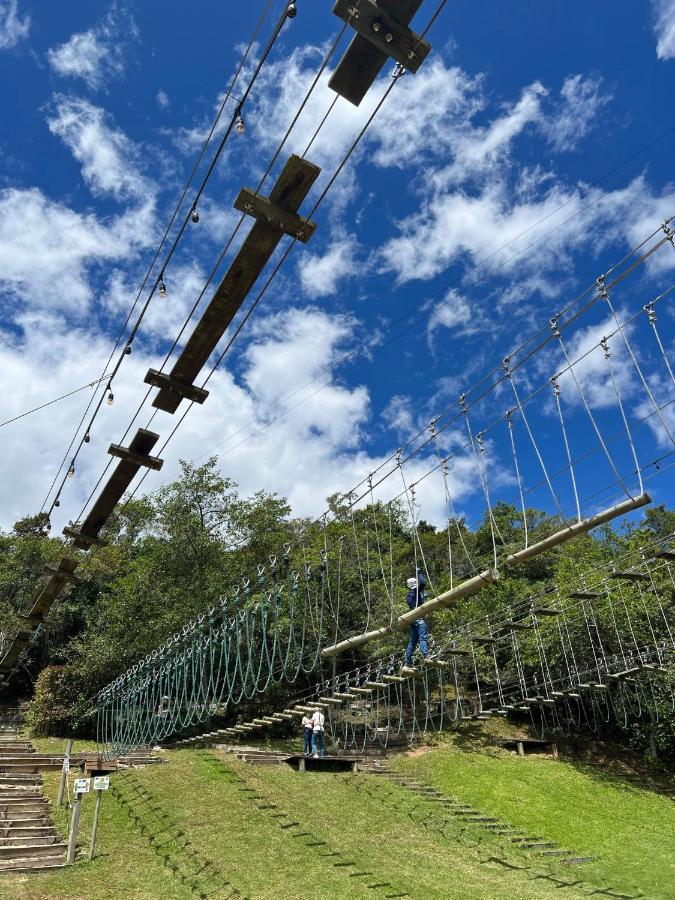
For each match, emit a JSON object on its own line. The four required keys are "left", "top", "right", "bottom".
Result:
{"left": 95, "top": 219, "right": 675, "bottom": 756}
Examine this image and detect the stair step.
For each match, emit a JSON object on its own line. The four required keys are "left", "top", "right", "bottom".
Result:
{"left": 562, "top": 857, "right": 594, "bottom": 864}
{"left": 0, "top": 834, "right": 59, "bottom": 847}
{"left": 540, "top": 849, "right": 573, "bottom": 857}
{"left": 0, "top": 858, "right": 66, "bottom": 874}
{"left": 0, "top": 841, "right": 65, "bottom": 859}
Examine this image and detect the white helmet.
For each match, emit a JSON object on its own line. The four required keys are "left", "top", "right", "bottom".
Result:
{"left": 406, "top": 577, "right": 418, "bottom": 589}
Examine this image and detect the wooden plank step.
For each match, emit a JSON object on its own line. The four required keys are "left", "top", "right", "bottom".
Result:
{"left": 0, "top": 841, "right": 65, "bottom": 858}
{"left": 0, "top": 853, "right": 65, "bottom": 872}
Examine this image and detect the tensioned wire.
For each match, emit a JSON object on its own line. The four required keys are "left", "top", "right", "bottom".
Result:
{"left": 72, "top": 10, "right": 356, "bottom": 525}
{"left": 192, "top": 224, "right": 675, "bottom": 522}
{"left": 42, "top": 0, "right": 281, "bottom": 516}
{"left": 113, "top": 221, "right": 675, "bottom": 554}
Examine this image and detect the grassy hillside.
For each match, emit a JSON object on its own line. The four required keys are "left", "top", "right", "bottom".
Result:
{"left": 1, "top": 740, "right": 672, "bottom": 900}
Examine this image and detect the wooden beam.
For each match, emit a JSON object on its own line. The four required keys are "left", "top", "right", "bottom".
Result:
{"left": 151, "top": 155, "right": 321, "bottom": 414}
{"left": 143, "top": 369, "right": 209, "bottom": 405}
{"left": 321, "top": 568, "right": 497, "bottom": 657}
{"left": 506, "top": 493, "right": 651, "bottom": 565}
{"left": 108, "top": 443, "right": 163, "bottom": 471}
{"left": 233, "top": 188, "right": 317, "bottom": 242}
{"left": 72, "top": 429, "right": 162, "bottom": 550}
{"left": 328, "top": 0, "right": 430, "bottom": 107}
{"left": 62, "top": 526, "right": 107, "bottom": 548}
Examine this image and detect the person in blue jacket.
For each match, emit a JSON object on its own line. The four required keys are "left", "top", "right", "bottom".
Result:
{"left": 404, "top": 568, "right": 429, "bottom": 667}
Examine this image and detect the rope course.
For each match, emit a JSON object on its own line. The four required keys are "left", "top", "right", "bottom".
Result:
{"left": 0, "top": 0, "right": 445, "bottom": 681}
{"left": 91, "top": 218, "right": 675, "bottom": 756}
{"left": 1, "top": 3, "right": 673, "bottom": 763}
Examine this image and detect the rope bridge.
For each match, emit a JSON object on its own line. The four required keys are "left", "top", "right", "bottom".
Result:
{"left": 95, "top": 220, "right": 675, "bottom": 756}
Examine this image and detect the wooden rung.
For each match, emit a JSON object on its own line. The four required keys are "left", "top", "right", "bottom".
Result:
{"left": 532, "top": 607, "right": 561, "bottom": 617}
{"left": 445, "top": 648, "right": 471, "bottom": 656}
{"left": 62, "top": 526, "right": 107, "bottom": 548}
{"left": 351, "top": 687, "right": 372, "bottom": 695}
{"left": 319, "top": 696, "right": 343, "bottom": 705}
{"left": 653, "top": 549, "right": 675, "bottom": 560}
{"left": 42, "top": 559, "right": 80, "bottom": 582}
{"left": 234, "top": 188, "right": 317, "bottom": 242}
{"left": 506, "top": 493, "right": 651, "bottom": 565}
{"left": 364, "top": 681, "right": 388, "bottom": 689}
{"left": 609, "top": 571, "right": 649, "bottom": 582}
{"left": 329, "top": 0, "right": 431, "bottom": 106}
{"left": 382, "top": 674, "right": 405, "bottom": 683}
{"left": 563, "top": 692, "right": 580, "bottom": 699}
{"left": 333, "top": 692, "right": 357, "bottom": 700}
{"left": 108, "top": 442, "right": 163, "bottom": 471}
{"left": 284, "top": 708, "right": 304, "bottom": 716}
{"left": 424, "top": 659, "right": 449, "bottom": 669}
{"left": 144, "top": 369, "right": 209, "bottom": 405}
{"left": 473, "top": 635, "right": 497, "bottom": 644}
{"left": 400, "top": 665, "right": 418, "bottom": 676}
{"left": 275, "top": 713, "right": 294, "bottom": 720}
{"left": 503, "top": 620, "right": 534, "bottom": 631}
{"left": 569, "top": 591, "right": 602, "bottom": 599}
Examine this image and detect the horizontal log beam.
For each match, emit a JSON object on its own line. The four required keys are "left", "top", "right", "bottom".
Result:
{"left": 505, "top": 493, "right": 651, "bottom": 566}
{"left": 321, "top": 568, "right": 497, "bottom": 658}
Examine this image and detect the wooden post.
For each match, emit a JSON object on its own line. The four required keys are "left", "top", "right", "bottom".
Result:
{"left": 517, "top": 741, "right": 525, "bottom": 758}
{"left": 299, "top": 757, "right": 306, "bottom": 772}
{"left": 57, "top": 739, "right": 73, "bottom": 807}
{"left": 67, "top": 792, "right": 83, "bottom": 863}
{"left": 88, "top": 790, "right": 103, "bottom": 860}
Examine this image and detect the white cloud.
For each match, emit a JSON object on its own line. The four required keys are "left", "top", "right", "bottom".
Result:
{"left": 546, "top": 75, "right": 611, "bottom": 153}
{"left": 652, "top": 0, "right": 675, "bottom": 60}
{"left": 0, "top": 0, "right": 29, "bottom": 50}
{"left": 0, "top": 187, "right": 155, "bottom": 315}
{"left": 427, "top": 290, "right": 479, "bottom": 344}
{"left": 0, "top": 305, "right": 482, "bottom": 531}
{"left": 156, "top": 90, "right": 170, "bottom": 110}
{"left": 47, "top": 2, "right": 136, "bottom": 90}
{"left": 299, "top": 238, "right": 357, "bottom": 298}
{"left": 47, "top": 97, "right": 150, "bottom": 201}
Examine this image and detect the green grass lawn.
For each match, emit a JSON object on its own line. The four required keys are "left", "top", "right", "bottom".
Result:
{"left": 394, "top": 737, "right": 675, "bottom": 900}
{"left": 0, "top": 739, "right": 672, "bottom": 900}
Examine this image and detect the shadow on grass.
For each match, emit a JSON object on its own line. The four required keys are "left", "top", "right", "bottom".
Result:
{"left": 110, "top": 771, "right": 246, "bottom": 899}
{"left": 200, "top": 751, "right": 410, "bottom": 900}
{"left": 351, "top": 772, "right": 645, "bottom": 900}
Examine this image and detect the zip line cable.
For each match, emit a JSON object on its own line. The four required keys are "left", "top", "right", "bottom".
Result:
{"left": 40, "top": 0, "right": 286, "bottom": 517}
{"left": 71, "top": 11, "right": 355, "bottom": 524}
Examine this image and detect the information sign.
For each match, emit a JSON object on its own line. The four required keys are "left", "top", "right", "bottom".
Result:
{"left": 73, "top": 778, "right": 90, "bottom": 794}
{"left": 93, "top": 776, "right": 110, "bottom": 791}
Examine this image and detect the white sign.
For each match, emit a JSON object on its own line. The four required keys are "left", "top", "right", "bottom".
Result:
{"left": 73, "top": 778, "right": 90, "bottom": 794}
{"left": 93, "top": 776, "right": 110, "bottom": 791}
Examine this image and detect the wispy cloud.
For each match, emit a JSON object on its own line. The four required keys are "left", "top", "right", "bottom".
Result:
{"left": 47, "top": 96, "right": 151, "bottom": 202}
{"left": 0, "top": 0, "right": 29, "bottom": 50}
{"left": 651, "top": 0, "right": 675, "bottom": 60}
{"left": 47, "top": 2, "right": 138, "bottom": 90}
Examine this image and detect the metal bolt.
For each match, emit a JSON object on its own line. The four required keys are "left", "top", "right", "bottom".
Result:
{"left": 384, "top": 32, "right": 393, "bottom": 42}
{"left": 372, "top": 20, "right": 381, "bottom": 32}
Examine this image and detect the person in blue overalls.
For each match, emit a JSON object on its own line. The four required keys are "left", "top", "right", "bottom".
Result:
{"left": 404, "top": 568, "right": 429, "bottom": 667}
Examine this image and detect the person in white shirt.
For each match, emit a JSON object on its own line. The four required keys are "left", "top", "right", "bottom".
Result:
{"left": 301, "top": 714, "right": 313, "bottom": 755}
{"left": 311, "top": 708, "right": 326, "bottom": 758}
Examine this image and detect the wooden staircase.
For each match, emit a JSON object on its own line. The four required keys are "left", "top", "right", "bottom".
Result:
{"left": 0, "top": 706, "right": 66, "bottom": 875}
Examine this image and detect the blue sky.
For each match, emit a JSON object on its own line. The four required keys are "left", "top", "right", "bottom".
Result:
{"left": 0, "top": 0, "right": 674, "bottom": 537}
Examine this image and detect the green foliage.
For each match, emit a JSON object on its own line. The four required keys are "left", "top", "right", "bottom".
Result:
{"left": 1, "top": 458, "right": 672, "bottom": 760}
